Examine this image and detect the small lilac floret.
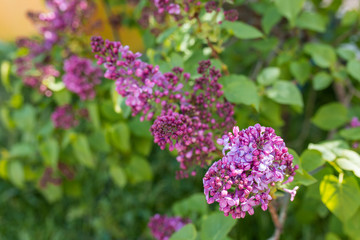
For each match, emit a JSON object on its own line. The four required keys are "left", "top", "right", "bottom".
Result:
{"left": 63, "top": 55, "right": 102, "bottom": 100}
{"left": 148, "top": 214, "right": 191, "bottom": 240}
{"left": 203, "top": 124, "right": 298, "bottom": 219}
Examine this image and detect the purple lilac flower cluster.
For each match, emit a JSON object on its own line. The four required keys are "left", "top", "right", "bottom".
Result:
{"left": 349, "top": 117, "right": 360, "bottom": 148}
{"left": 91, "top": 36, "right": 235, "bottom": 177}
{"left": 148, "top": 214, "right": 191, "bottom": 240}
{"left": 27, "top": 0, "right": 95, "bottom": 49}
{"left": 63, "top": 55, "right": 103, "bottom": 100}
{"left": 51, "top": 104, "right": 88, "bottom": 129}
{"left": 203, "top": 124, "right": 298, "bottom": 219}
{"left": 15, "top": 0, "right": 95, "bottom": 95}
{"left": 224, "top": 9, "right": 239, "bottom": 22}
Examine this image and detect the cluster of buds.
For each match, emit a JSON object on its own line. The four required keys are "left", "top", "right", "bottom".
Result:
{"left": 148, "top": 214, "right": 191, "bottom": 240}
{"left": 203, "top": 124, "right": 298, "bottom": 219}
{"left": 91, "top": 36, "right": 235, "bottom": 176}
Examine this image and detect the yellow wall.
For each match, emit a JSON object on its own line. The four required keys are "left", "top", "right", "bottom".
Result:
{"left": 0, "top": 0, "right": 143, "bottom": 52}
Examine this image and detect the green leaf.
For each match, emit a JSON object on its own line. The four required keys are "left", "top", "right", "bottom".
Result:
{"left": 1, "top": 61, "right": 11, "bottom": 91}
{"left": 320, "top": 175, "right": 360, "bottom": 222}
{"left": 156, "top": 26, "right": 177, "bottom": 43}
{"left": 129, "top": 117, "right": 153, "bottom": 138}
{"left": 87, "top": 102, "right": 101, "bottom": 130}
{"left": 259, "top": 98, "right": 284, "bottom": 127}
{"left": 347, "top": 59, "right": 360, "bottom": 82}
{"left": 304, "top": 43, "right": 337, "bottom": 68}
{"left": 312, "top": 103, "right": 348, "bottom": 130}
{"left": 200, "top": 212, "right": 237, "bottom": 240}
{"left": 341, "top": 10, "right": 359, "bottom": 27}
{"left": 53, "top": 90, "right": 71, "bottom": 106}
{"left": 222, "top": 21, "right": 263, "bottom": 39}
{"left": 88, "top": 130, "right": 110, "bottom": 153}
{"left": 170, "top": 224, "right": 197, "bottom": 240}
{"left": 296, "top": 12, "right": 327, "bottom": 32}
{"left": 39, "top": 138, "right": 59, "bottom": 167}
{"left": 109, "top": 122, "right": 131, "bottom": 154}
{"left": 337, "top": 47, "right": 356, "bottom": 61}
{"left": 40, "top": 184, "right": 63, "bottom": 203}
{"left": 109, "top": 164, "right": 127, "bottom": 188}
{"left": 8, "top": 160, "right": 25, "bottom": 188}
{"left": 344, "top": 208, "right": 360, "bottom": 240}
{"left": 13, "top": 105, "right": 36, "bottom": 132}
{"left": 275, "top": 0, "right": 305, "bottom": 26}
{"left": 9, "top": 143, "right": 36, "bottom": 159}
{"left": 301, "top": 149, "right": 325, "bottom": 172}
{"left": 261, "top": 7, "right": 282, "bottom": 35}
{"left": 222, "top": 75, "right": 260, "bottom": 110}
{"left": 325, "top": 233, "right": 342, "bottom": 240}
{"left": 292, "top": 170, "right": 317, "bottom": 186}
{"left": 266, "top": 81, "right": 303, "bottom": 107}
{"left": 335, "top": 149, "right": 360, "bottom": 178}
{"left": 125, "top": 155, "right": 153, "bottom": 184}
{"left": 72, "top": 134, "right": 95, "bottom": 168}
{"left": 173, "top": 193, "right": 208, "bottom": 217}
{"left": 257, "top": 67, "right": 280, "bottom": 86}
{"left": 134, "top": 137, "right": 153, "bottom": 156}
{"left": 308, "top": 140, "right": 349, "bottom": 162}
{"left": 313, "top": 72, "right": 333, "bottom": 91}
{"left": 290, "top": 59, "right": 311, "bottom": 85}
{"left": 339, "top": 127, "right": 360, "bottom": 140}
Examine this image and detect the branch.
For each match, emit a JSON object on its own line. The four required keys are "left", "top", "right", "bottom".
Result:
{"left": 267, "top": 195, "right": 290, "bottom": 240}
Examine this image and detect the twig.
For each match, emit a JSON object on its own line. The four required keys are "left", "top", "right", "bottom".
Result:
{"left": 267, "top": 195, "right": 290, "bottom": 240}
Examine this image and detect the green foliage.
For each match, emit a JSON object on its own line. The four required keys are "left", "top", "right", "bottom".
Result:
{"left": 200, "top": 212, "right": 237, "bottom": 240}
{"left": 320, "top": 175, "right": 360, "bottom": 222}
{"left": 169, "top": 224, "right": 197, "bottom": 240}
{"left": 1, "top": 0, "right": 360, "bottom": 239}
{"left": 312, "top": 103, "right": 348, "bottom": 130}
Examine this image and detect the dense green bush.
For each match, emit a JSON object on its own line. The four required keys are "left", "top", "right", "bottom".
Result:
{"left": 1, "top": 0, "right": 360, "bottom": 239}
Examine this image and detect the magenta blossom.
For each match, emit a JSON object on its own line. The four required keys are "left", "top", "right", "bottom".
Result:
{"left": 148, "top": 214, "right": 191, "bottom": 240}
{"left": 203, "top": 124, "right": 298, "bottom": 219}
{"left": 63, "top": 55, "right": 102, "bottom": 100}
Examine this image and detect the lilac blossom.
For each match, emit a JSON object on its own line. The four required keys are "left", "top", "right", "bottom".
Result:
{"left": 15, "top": 0, "right": 96, "bottom": 95}
{"left": 203, "top": 124, "right": 298, "bottom": 219}
{"left": 224, "top": 9, "right": 239, "bottom": 22}
{"left": 63, "top": 55, "right": 102, "bottom": 100}
{"left": 51, "top": 104, "right": 88, "bottom": 129}
{"left": 205, "top": 1, "right": 220, "bottom": 13}
{"left": 91, "top": 36, "right": 235, "bottom": 176}
{"left": 148, "top": 214, "right": 191, "bottom": 240}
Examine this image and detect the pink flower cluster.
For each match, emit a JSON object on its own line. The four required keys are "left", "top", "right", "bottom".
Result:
{"left": 27, "top": 0, "right": 95, "bottom": 49}
{"left": 51, "top": 104, "right": 88, "bottom": 129}
{"left": 203, "top": 124, "right": 298, "bottom": 219}
{"left": 63, "top": 55, "right": 102, "bottom": 100}
{"left": 15, "top": 0, "right": 95, "bottom": 95}
{"left": 91, "top": 36, "right": 235, "bottom": 177}
{"left": 148, "top": 214, "right": 190, "bottom": 240}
